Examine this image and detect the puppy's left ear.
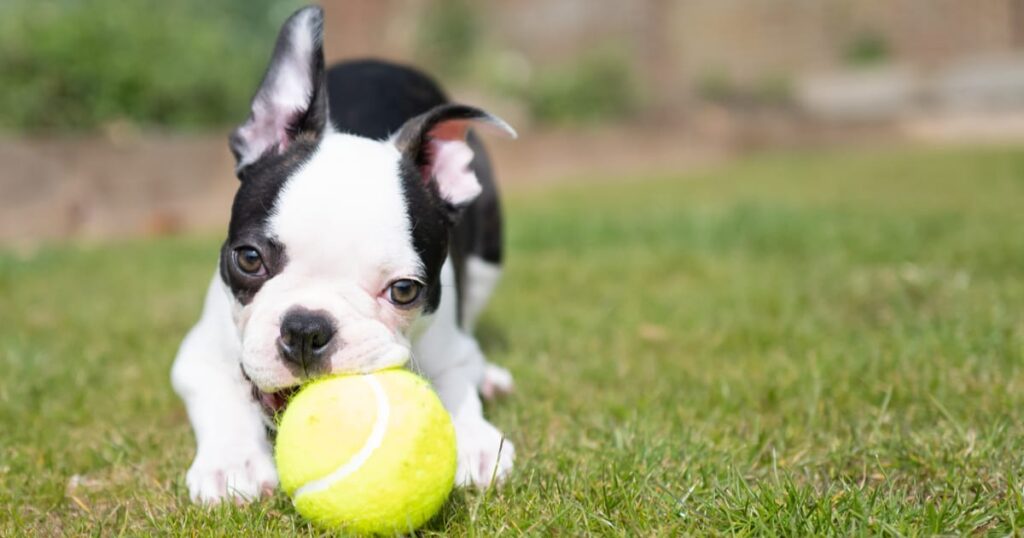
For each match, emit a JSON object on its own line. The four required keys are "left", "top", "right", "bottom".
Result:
{"left": 393, "top": 104, "right": 516, "bottom": 210}
{"left": 230, "top": 6, "right": 329, "bottom": 175}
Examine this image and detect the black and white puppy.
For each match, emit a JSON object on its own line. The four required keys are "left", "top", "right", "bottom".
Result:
{"left": 171, "top": 6, "right": 515, "bottom": 504}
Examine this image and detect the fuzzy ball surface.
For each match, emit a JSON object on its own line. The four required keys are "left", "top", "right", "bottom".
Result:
{"left": 275, "top": 369, "right": 456, "bottom": 534}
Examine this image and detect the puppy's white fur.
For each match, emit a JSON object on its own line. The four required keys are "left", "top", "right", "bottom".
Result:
{"left": 171, "top": 275, "right": 278, "bottom": 503}
{"left": 172, "top": 131, "right": 513, "bottom": 504}
{"left": 237, "top": 134, "right": 418, "bottom": 392}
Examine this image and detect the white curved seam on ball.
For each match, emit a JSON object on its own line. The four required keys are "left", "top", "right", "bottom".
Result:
{"left": 293, "top": 374, "right": 390, "bottom": 500}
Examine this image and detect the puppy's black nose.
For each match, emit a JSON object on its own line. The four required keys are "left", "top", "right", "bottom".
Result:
{"left": 278, "top": 309, "right": 336, "bottom": 370}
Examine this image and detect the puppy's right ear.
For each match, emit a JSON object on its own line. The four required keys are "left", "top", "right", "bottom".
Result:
{"left": 229, "top": 6, "right": 329, "bottom": 177}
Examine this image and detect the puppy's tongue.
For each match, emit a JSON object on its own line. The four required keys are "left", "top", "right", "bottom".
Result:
{"left": 255, "top": 386, "right": 298, "bottom": 415}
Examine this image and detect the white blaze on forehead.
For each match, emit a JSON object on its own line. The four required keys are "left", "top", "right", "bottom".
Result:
{"left": 268, "top": 134, "right": 421, "bottom": 284}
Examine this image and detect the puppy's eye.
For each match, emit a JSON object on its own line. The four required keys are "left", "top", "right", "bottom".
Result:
{"left": 388, "top": 279, "right": 423, "bottom": 306}
{"left": 234, "top": 247, "right": 265, "bottom": 276}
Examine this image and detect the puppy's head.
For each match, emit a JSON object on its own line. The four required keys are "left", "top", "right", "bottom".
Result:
{"left": 221, "top": 7, "right": 513, "bottom": 410}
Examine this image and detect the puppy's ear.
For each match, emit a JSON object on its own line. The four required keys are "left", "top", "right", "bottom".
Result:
{"left": 393, "top": 104, "right": 516, "bottom": 210}
{"left": 229, "top": 6, "right": 329, "bottom": 176}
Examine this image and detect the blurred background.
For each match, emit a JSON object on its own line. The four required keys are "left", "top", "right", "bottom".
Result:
{"left": 3, "top": 0, "right": 1024, "bottom": 247}
{"left": 4, "top": 4, "right": 1024, "bottom": 533}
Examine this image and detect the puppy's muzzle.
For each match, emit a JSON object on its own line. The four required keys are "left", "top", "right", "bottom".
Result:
{"left": 277, "top": 308, "right": 336, "bottom": 371}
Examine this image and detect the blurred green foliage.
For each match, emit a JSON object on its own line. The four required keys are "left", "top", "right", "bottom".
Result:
{"left": 0, "top": 0, "right": 298, "bottom": 132}
{"left": 416, "top": 0, "right": 479, "bottom": 80}
{"left": 0, "top": 0, "right": 639, "bottom": 132}
{"left": 416, "top": 0, "right": 636, "bottom": 125}
{"left": 518, "top": 52, "right": 637, "bottom": 125}
{"left": 697, "top": 71, "right": 794, "bottom": 108}
{"left": 843, "top": 31, "right": 891, "bottom": 67}
{"left": 696, "top": 72, "right": 737, "bottom": 103}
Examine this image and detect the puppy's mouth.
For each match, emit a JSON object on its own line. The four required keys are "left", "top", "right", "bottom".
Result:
{"left": 254, "top": 385, "right": 299, "bottom": 416}
{"left": 241, "top": 367, "right": 299, "bottom": 416}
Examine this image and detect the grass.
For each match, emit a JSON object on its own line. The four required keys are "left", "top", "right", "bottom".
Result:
{"left": 2, "top": 144, "right": 1024, "bottom": 535}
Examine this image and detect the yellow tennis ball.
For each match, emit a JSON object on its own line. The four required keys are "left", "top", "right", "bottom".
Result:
{"left": 275, "top": 369, "right": 456, "bottom": 534}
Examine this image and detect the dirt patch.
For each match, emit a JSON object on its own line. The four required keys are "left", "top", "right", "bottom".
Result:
{"left": 0, "top": 123, "right": 732, "bottom": 248}
{"left": 3, "top": 109, "right": 960, "bottom": 248}
{"left": 0, "top": 134, "right": 237, "bottom": 247}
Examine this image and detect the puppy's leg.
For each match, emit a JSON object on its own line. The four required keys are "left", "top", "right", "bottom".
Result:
{"left": 460, "top": 255, "right": 514, "bottom": 400}
{"left": 415, "top": 260, "right": 514, "bottom": 487}
{"left": 460, "top": 255, "right": 502, "bottom": 333}
{"left": 479, "top": 362, "right": 515, "bottom": 401}
{"left": 171, "top": 274, "right": 277, "bottom": 504}
{"left": 419, "top": 334, "right": 515, "bottom": 488}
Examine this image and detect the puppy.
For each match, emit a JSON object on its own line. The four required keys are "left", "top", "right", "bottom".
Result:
{"left": 171, "top": 6, "right": 515, "bottom": 504}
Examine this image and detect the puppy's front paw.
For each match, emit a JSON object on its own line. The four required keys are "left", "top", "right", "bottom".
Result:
{"left": 455, "top": 419, "right": 515, "bottom": 488}
{"left": 186, "top": 445, "right": 278, "bottom": 505}
{"left": 479, "top": 363, "right": 514, "bottom": 401}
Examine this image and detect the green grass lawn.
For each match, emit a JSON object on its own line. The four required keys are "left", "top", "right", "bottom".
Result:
{"left": 3, "top": 144, "right": 1024, "bottom": 535}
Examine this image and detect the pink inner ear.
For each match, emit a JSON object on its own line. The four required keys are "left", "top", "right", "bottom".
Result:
{"left": 427, "top": 138, "right": 481, "bottom": 206}
{"left": 430, "top": 119, "right": 470, "bottom": 142}
{"left": 235, "top": 102, "right": 298, "bottom": 166}
{"left": 418, "top": 119, "right": 470, "bottom": 182}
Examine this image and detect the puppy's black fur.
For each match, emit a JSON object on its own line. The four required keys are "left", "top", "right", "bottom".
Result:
{"left": 326, "top": 60, "right": 504, "bottom": 323}
{"left": 221, "top": 56, "right": 501, "bottom": 320}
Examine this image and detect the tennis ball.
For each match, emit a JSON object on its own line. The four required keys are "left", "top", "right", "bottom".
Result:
{"left": 275, "top": 369, "right": 456, "bottom": 534}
